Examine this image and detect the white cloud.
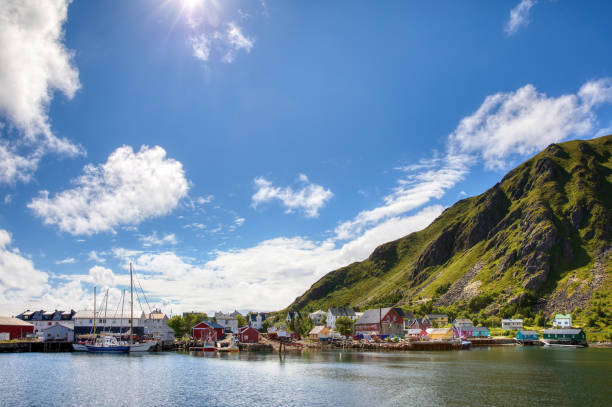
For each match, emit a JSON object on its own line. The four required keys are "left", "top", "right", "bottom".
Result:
{"left": 88, "top": 250, "right": 106, "bottom": 263}
{"left": 449, "top": 80, "right": 612, "bottom": 169}
{"left": 0, "top": 229, "right": 49, "bottom": 311}
{"left": 88, "top": 265, "right": 115, "bottom": 287}
{"left": 196, "top": 195, "right": 214, "bottom": 205}
{"left": 0, "top": 0, "right": 83, "bottom": 184}
{"left": 180, "top": 1, "right": 255, "bottom": 63}
{"left": 56, "top": 257, "right": 75, "bottom": 264}
{"left": 139, "top": 231, "right": 178, "bottom": 247}
{"left": 505, "top": 0, "right": 537, "bottom": 36}
{"left": 28, "top": 145, "right": 190, "bottom": 235}
{"left": 252, "top": 174, "right": 334, "bottom": 218}
{"left": 234, "top": 217, "right": 245, "bottom": 227}
{"left": 107, "top": 205, "right": 441, "bottom": 313}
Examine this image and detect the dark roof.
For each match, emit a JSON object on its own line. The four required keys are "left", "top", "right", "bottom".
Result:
{"left": 543, "top": 329, "right": 583, "bottom": 335}
{"left": 328, "top": 307, "right": 356, "bottom": 317}
{"left": 518, "top": 331, "right": 539, "bottom": 335}
{"left": 193, "top": 321, "right": 224, "bottom": 329}
{"left": 425, "top": 314, "right": 448, "bottom": 319}
{"left": 355, "top": 308, "right": 394, "bottom": 325}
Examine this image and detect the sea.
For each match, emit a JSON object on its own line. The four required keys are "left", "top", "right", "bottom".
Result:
{"left": 1, "top": 346, "right": 610, "bottom": 406}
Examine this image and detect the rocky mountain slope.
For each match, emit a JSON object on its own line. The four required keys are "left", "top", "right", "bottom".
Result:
{"left": 288, "top": 135, "right": 612, "bottom": 324}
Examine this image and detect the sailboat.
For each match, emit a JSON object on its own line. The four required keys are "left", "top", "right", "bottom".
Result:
{"left": 79, "top": 262, "right": 156, "bottom": 353}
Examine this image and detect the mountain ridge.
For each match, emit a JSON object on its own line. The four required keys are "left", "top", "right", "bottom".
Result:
{"left": 286, "top": 135, "right": 612, "bottom": 328}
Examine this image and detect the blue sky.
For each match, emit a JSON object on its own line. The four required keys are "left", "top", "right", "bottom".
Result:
{"left": 1, "top": 0, "right": 612, "bottom": 316}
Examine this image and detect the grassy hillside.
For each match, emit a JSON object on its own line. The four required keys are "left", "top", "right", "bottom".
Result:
{"left": 287, "top": 135, "right": 612, "bottom": 332}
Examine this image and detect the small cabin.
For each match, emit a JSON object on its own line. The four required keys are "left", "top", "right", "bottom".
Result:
{"left": 308, "top": 325, "right": 330, "bottom": 340}
{"left": 237, "top": 326, "right": 259, "bottom": 343}
{"left": 426, "top": 328, "right": 454, "bottom": 340}
{"left": 192, "top": 321, "right": 224, "bottom": 341}
{"left": 552, "top": 314, "right": 572, "bottom": 328}
{"left": 516, "top": 330, "right": 539, "bottom": 341}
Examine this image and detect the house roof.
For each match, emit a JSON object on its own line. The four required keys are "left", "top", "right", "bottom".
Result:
{"left": 42, "top": 323, "right": 73, "bottom": 331}
{"left": 502, "top": 319, "right": 523, "bottom": 322}
{"left": 328, "top": 307, "right": 356, "bottom": 317}
{"left": 0, "top": 316, "right": 34, "bottom": 326}
{"left": 193, "top": 321, "right": 224, "bottom": 329}
{"left": 355, "top": 308, "right": 393, "bottom": 325}
{"left": 454, "top": 318, "right": 473, "bottom": 324}
{"left": 309, "top": 326, "right": 329, "bottom": 335}
{"left": 554, "top": 314, "right": 571, "bottom": 319}
{"left": 425, "top": 314, "right": 448, "bottom": 319}
{"left": 309, "top": 310, "right": 325, "bottom": 316}
{"left": 73, "top": 310, "right": 145, "bottom": 319}
{"left": 518, "top": 330, "right": 538, "bottom": 335}
{"left": 146, "top": 312, "right": 167, "bottom": 320}
{"left": 426, "top": 328, "right": 453, "bottom": 334}
{"left": 544, "top": 329, "right": 582, "bottom": 335}
{"left": 406, "top": 329, "right": 425, "bottom": 334}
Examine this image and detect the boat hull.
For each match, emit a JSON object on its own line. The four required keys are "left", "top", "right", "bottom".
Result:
{"left": 85, "top": 345, "right": 130, "bottom": 353}
{"left": 129, "top": 341, "right": 157, "bottom": 352}
{"left": 72, "top": 344, "right": 88, "bottom": 352}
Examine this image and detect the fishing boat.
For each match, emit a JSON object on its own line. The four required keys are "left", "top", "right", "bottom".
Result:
{"left": 86, "top": 335, "right": 130, "bottom": 353}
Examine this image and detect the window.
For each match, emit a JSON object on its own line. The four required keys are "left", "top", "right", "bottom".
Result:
{"left": 89, "top": 319, "right": 92, "bottom": 323}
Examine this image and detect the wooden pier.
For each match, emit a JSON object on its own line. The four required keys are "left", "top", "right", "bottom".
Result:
{"left": 0, "top": 341, "right": 73, "bottom": 353}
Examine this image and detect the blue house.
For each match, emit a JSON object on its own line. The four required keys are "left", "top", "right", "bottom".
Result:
{"left": 470, "top": 326, "right": 490, "bottom": 337}
{"left": 516, "top": 330, "right": 539, "bottom": 341}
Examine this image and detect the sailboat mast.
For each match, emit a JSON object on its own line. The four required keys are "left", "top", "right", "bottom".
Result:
{"left": 130, "top": 262, "right": 134, "bottom": 345}
{"left": 93, "top": 286, "right": 97, "bottom": 338}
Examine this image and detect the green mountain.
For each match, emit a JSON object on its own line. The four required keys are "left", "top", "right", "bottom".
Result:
{"left": 288, "top": 135, "right": 612, "bottom": 329}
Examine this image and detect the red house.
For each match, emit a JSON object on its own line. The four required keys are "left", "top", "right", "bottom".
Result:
{"left": 192, "top": 321, "right": 224, "bottom": 341}
{"left": 237, "top": 326, "right": 259, "bottom": 343}
{"left": 0, "top": 317, "right": 34, "bottom": 339}
{"left": 354, "top": 308, "right": 404, "bottom": 336}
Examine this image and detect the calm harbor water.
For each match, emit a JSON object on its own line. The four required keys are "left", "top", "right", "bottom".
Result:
{"left": 1, "top": 347, "right": 610, "bottom": 407}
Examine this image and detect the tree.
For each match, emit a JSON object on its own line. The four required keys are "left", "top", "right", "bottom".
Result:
{"left": 335, "top": 316, "right": 355, "bottom": 336}
{"left": 261, "top": 318, "right": 272, "bottom": 332}
{"left": 321, "top": 313, "right": 327, "bottom": 326}
{"left": 300, "top": 317, "right": 314, "bottom": 336}
{"left": 236, "top": 314, "right": 246, "bottom": 327}
{"left": 535, "top": 312, "right": 546, "bottom": 327}
{"left": 168, "top": 315, "right": 184, "bottom": 338}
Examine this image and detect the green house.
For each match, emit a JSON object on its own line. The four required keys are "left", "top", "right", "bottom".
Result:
{"left": 542, "top": 328, "right": 586, "bottom": 343}
{"left": 516, "top": 330, "right": 539, "bottom": 341}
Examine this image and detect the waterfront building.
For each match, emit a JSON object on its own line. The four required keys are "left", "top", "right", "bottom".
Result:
{"left": 230, "top": 310, "right": 242, "bottom": 318}
{"left": 308, "top": 325, "right": 331, "bottom": 340}
{"left": 16, "top": 309, "right": 76, "bottom": 335}
{"left": 543, "top": 328, "right": 586, "bottom": 343}
{"left": 193, "top": 321, "right": 224, "bottom": 341}
{"left": 145, "top": 309, "right": 175, "bottom": 342}
{"left": 237, "top": 326, "right": 259, "bottom": 343}
{"left": 501, "top": 319, "right": 524, "bottom": 330}
{"left": 354, "top": 308, "right": 404, "bottom": 336}
{"left": 0, "top": 316, "right": 34, "bottom": 339}
{"left": 73, "top": 310, "right": 145, "bottom": 339}
{"left": 453, "top": 318, "right": 473, "bottom": 329}
{"left": 308, "top": 310, "right": 325, "bottom": 326}
{"left": 407, "top": 318, "right": 431, "bottom": 330}
{"left": 425, "top": 314, "right": 448, "bottom": 326}
{"left": 516, "top": 331, "right": 539, "bottom": 341}
{"left": 426, "top": 328, "right": 454, "bottom": 340}
{"left": 326, "top": 307, "right": 357, "bottom": 329}
{"left": 454, "top": 326, "right": 490, "bottom": 338}
{"left": 40, "top": 323, "right": 74, "bottom": 342}
{"left": 248, "top": 312, "right": 268, "bottom": 330}
{"left": 215, "top": 312, "right": 239, "bottom": 333}
{"left": 405, "top": 328, "right": 427, "bottom": 338}
{"left": 552, "top": 314, "right": 572, "bottom": 328}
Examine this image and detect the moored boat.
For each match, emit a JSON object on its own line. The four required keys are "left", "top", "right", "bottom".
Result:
{"left": 86, "top": 335, "right": 130, "bottom": 353}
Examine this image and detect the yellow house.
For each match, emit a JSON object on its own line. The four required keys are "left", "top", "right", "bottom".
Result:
{"left": 426, "top": 328, "right": 454, "bottom": 340}
{"left": 425, "top": 314, "right": 448, "bottom": 326}
{"left": 309, "top": 325, "right": 331, "bottom": 340}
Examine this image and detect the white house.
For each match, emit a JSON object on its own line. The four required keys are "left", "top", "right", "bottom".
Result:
{"left": 326, "top": 307, "right": 357, "bottom": 329}
{"left": 73, "top": 310, "right": 146, "bottom": 338}
{"left": 553, "top": 314, "right": 572, "bottom": 328}
{"left": 308, "top": 310, "right": 325, "bottom": 326}
{"left": 248, "top": 312, "right": 268, "bottom": 330}
{"left": 215, "top": 312, "right": 239, "bottom": 333}
{"left": 501, "top": 319, "right": 524, "bottom": 330}
{"left": 16, "top": 310, "right": 76, "bottom": 335}
{"left": 39, "top": 323, "right": 74, "bottom": 342}
{"left": 453, "top": 318, "right": 473, "bottom": 329}
{"left": 145, "top": 309, "right": 175, "bottom": 342}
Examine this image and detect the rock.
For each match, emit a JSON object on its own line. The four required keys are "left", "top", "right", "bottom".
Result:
{"left": 522, "top": 271, "right": 548, "bottom": 291}
{"left": 533, "top": 157, "right": 559, "bottom": 183}
{"left": 544, "top": 143, "right": 569, "bottom": 159}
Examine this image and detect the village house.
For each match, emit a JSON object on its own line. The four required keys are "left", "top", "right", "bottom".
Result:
{"left": 215, "top": 312, "right": 239, "bottom": 333}
{"left": 354, "top": 308, "right": 404, "bottom": 336}
{"left": 237, "top": 326, "right": 259, "bottom": 343}
{"left": 405, "top": 328, "right": 427, "bottom": 339}
{"left": 0, "top": 316, "right": 34, "bottom": 340}
{"left": 453, "top": 318, "right": 473, "bottom": 329}
{"left": 16, "top": 309, "right": 76, "bottom": 336}
{"left": 248, "top": 312, "right": 268, "bottom": 330}
{"left": 425, "top": 314, "right": 448, "bottom": 326}
{"left": 552, "top": 314, "right": 572, "bottom": 328}
{"left": 407, "top": 317, "right": 431, "bottom": 330}
{"left": 501, "top": 319, "right": 524, "bottom": 330}
{"left": 454, "top": 326, "right": 490, "bottom": 338}
{"left": 543, "top": 328, "right": 586, "bottom": 344}
{"left": 193, "top": 321, "right": 224, "bottom": 341}
{"left": 326, "top": 307, "right": 357, "bottom": 329}
{"left": 145, "top": 309, "right": 175, "bottom": 342}
{"left": 308, "top": 325, "right": 331, "bottom": 340}
{"left": 516, "top": 330, "right": 539, "bottom": 341}
{"left": 308, "top": 310, "right": 325, "bottom": 326}
{"left": 286, "top": 311, "right": 301, "bottom": 323}
{"left": 72, "top": 310, "right": 146, "bottom": 339}
{"left": 40, "top": 323, "right": 74, "bottom": 342}
{"left": 426, "top": 327, "right": 454, "bottom": 340}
